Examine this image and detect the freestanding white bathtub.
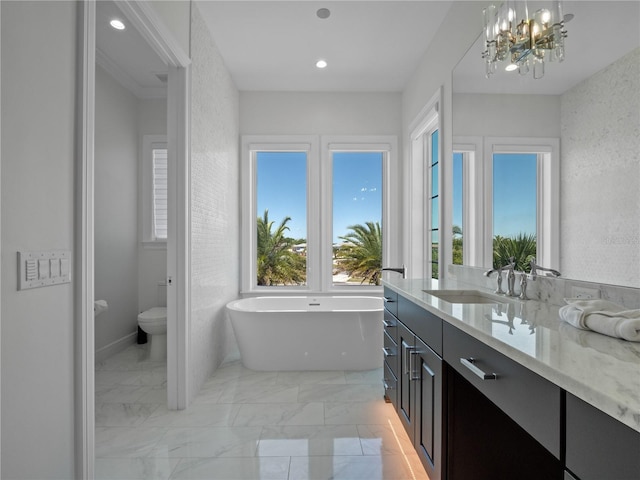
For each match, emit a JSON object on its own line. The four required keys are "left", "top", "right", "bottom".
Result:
{"left": 226, "top": 296, "right": 383, "bottom": 371}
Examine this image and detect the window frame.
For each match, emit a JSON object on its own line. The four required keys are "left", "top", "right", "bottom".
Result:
{"left": 483, "top": 137, "right": 560, "bottom": 269}
{"left": 453, "top": 136, "right": 484, "bottom": 266}
{"left": 407, "top": 88, "right": 442, "bottom": 280}
{"left": 141, "top": 134, "right": 168, "bottom": 248}
{"left": 321, "top": 137, "right": 395, "bottom": 292}
{"left": 241, "top": 134, "right": 396, "bottom": 295}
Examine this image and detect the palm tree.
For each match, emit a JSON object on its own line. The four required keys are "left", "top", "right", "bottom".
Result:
{"left": 336, "top": 221, "right": 382, "bottom": 285}
{"left": 493, "top": 232, "right": 537, "bottom": 272}
{"left": 452, "top": 225, "right": 463, "bottom": 265}
{"left": 256, "top": 210, "right": 306, "bottom": 285}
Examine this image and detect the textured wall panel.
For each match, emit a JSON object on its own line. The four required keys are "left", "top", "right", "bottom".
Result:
{"left": 560, "top": 48, "right": 640, "bottom": 287}
{"left": 189, "top": 5, "right": 241, "bottom": 402}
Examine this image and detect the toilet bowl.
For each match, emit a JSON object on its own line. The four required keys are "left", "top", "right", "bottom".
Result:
{"left": 138, "top": 307, "right": 167, "bottom": 361}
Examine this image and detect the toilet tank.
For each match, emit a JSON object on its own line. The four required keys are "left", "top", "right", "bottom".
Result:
{"left": 157, "top": 282, "right": 167, "bottom": 307}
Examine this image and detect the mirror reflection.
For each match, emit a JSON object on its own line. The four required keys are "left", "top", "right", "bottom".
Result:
{"left": 452, "top": 1, "right": 639, "bottom": 288}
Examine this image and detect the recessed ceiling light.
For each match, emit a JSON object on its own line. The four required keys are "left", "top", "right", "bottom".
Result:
{"left": 110, "top": 19, "right": 125, "bottom": 30}
{"left": 316, "top": 59, "right": 328, "bottom": 69}
{"left": 316, "top": 8, "right": 331, "bottom": 19}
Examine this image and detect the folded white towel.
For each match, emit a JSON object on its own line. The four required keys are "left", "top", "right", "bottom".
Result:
{"left": 559, "top": 298, "right": 640, "bottom": 342}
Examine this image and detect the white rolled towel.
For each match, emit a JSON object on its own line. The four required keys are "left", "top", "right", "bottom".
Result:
{"left": 94, "top": 299, "right": 109, "bottom": 317}
{"left": 559, "top": 298, "right": 640, "bottom": 342}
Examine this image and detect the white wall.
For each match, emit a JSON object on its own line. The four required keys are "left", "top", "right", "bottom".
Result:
{"left": 452, "top": 93, "right": 561, "bottom": 137}
{"left": 146, "top": 0, "right": 191, "bottom": 57}
{"left": 95, "top": 66, "right": 140, "bottom": 353}
{"left": 188, "top": 4, "right": 241, "bottom": 403}
{"left": 560, "top": 48, "right": 640, "bottom": 287}
{"left": 402, "top": 1, "right": 490, "bottom": 272}
{"left": 1, "top": 2, "right": 76, "bottom": 477}
{"left": 137, "top": 98, "right": 168, "bottom": 312}
{"left": 240, "top": 92, "right": 402, "bottom": 136}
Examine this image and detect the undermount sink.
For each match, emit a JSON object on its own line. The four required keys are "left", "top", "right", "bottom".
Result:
{"left": 422, "top": 289, "right": 510, "bottom": 304}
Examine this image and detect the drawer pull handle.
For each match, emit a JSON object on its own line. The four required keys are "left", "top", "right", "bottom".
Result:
{"left": 383, "top": 380, "right": 394, "bottom": 390}
{"left": 460, "top": 357, "right": 498, "bottom": 380}
{"left": 382, "top": 319, "right": 396, "bottom": 328}
{"left": 382, "top": 347, "right": 396, "bottom": 357}
{"left": 383, "top": 297, "right": 395, "bottom": 303}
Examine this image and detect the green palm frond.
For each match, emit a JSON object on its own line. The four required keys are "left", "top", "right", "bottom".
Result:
{"left": 336, "top": 222, "right": 382, "bottom": 285}
{"left": 256, "top": 210, "right": 306, "bottom": 285}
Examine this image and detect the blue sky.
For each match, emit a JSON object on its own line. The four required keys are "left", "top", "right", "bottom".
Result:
{"left": 257, "top": 151, "right": 382, "bottom": 243}
{"left": 258, "top": 150, "right": 535, "bottom": 245}
{"left": 453, "top": 152, "right": 537, "bottom": 238}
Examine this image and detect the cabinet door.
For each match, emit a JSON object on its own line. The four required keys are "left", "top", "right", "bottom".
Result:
{"left": 398, "top": 322, "right": 415, "bottom": 439}
{"left": 414, "top": 336, "right": 443, "bottom": 480}
{"left": 566, "top": 393, "right": 640, "bottom": 480}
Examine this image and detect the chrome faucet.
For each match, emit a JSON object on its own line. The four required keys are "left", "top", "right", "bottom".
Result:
{"left": 529, "top": 258, "right": 561, "bottom": 280}
{"left": 485, "top": 257, "right": 517, "bottom": 296}
{"left": 381, "top": 265, "right": 406, "bottom": 279}
{"left": 484, "top": 266, "right": 505, "bottom": 294}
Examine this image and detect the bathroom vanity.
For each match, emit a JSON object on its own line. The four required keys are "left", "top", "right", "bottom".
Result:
{"left": 383, "top": 279, "right": 640, "bottom": 480}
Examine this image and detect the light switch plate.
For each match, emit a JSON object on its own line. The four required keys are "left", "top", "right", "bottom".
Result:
{"left": 18, "top": 251, "right": 71, "bottom": 290}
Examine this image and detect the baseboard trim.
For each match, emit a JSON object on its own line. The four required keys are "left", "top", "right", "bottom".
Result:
{"left": 95, "top": 331, "right": 138, "bottom": 363}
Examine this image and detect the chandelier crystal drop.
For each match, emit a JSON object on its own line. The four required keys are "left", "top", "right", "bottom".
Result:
{"left": 482, "top": 1, "right": 568, "bottom": 79}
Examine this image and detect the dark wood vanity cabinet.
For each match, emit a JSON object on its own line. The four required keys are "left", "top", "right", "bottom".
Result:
{"left": 382, "top": 287, "right": 399, "bottom": 409}
{"left": 565, "top": 393, "right": 640, "bottom": 480}
{"left": 444, "top": 322, "right": 563, "bottom": 480}
{"left": 383, "top": 289, "right": 638, "bottom": 480}
{"left": 396, "top": 295, "right": 445, "bottom": 480}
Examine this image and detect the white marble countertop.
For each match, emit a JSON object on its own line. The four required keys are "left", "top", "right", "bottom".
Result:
{"left": 383, "top": 277, "right": 640, "bottom": 433}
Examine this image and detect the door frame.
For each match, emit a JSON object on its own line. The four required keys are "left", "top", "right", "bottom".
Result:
{"left": 75, "top": 1, "right": 191, "bottom": 477}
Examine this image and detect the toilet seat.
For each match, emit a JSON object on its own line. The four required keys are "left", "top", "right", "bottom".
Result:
{"left": 138, "top": 307, "right": 166, "bottom": 324}
{"left": 138, "top": 307, "right": 167, "bottom": 361}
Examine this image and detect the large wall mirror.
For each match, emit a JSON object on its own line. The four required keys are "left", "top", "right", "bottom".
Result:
{"left": 452, "top": 1, "right": 639, "bottom": 288}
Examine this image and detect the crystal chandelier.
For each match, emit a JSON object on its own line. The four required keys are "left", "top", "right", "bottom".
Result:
{"left": 482, "top": 1, "right": 569, "bottom": 79}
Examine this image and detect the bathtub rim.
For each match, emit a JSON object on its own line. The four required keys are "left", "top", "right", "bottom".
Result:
{"left": 226, "top": 295, "right": 383, "bottom": 313}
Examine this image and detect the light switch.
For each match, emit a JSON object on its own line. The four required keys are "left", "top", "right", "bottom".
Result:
{"left": 25, "top": 259, "right": 38, "bottom": 281}
{"left": 18, "top": 251, "right": 71, "bottom": 290}
{"left": 38, "top": 259, "right": 50, "bottom": 279}
{"left": 50, "top": 259, "right": 61, "bottom": 278}
{"left": 60, "top": 258, "right": 70, "bottom": 277}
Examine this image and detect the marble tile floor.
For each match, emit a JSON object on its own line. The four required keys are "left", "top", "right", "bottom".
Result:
{"left": 95, "top": 344, "right": 429, "bottom": 480}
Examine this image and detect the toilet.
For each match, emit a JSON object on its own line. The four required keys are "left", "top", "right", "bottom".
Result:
{"left": 138, "top": 282, "right": 168, "bottom": 361}
{"left": 138, "top": 307, "right": 167, "bottom": 361}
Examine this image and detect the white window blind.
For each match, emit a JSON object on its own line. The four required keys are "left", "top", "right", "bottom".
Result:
{"left": 152, "top": 148, "right": 168, "bottom": 240}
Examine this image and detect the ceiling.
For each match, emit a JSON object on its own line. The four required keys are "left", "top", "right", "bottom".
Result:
{"left": 195, "top": 1, "right": 454, "bottom": 92}
{"left": 96, "top": 1, "right": 639, "bottom": 97}
{"left": 96, "top": 1, "right": 168, "bottom": 98}
{"left": 97, "top": 0, "right": 454, "bottom": 95}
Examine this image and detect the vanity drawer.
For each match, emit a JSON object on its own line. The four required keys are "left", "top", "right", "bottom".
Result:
{"left": 383, "top": 361, "right": 398, "bottom": 409}
{"left": 383, "top": 286, "right": 398, "bottom": 317}
{"left": 398, "top": 294, "right": 442, "bottom": 356}
{"left": 443, "top": 322, "right": 561, "bottom": 458}
{"left": 383, "top": 330, "right": 399, "bottom": 378}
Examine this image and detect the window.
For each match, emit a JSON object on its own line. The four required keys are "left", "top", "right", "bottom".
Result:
{"left": 242, "top": 135, "right": 396, "bottom": 293}
{"left": 256, "top": 151, "right": 308, "bottom": 286}
{"left": 451, "top": 137, "right": 559, "bottom": 271}
{"left": 492, "top": 153, "right": 537, "bottom": 270}
{"left": 142, "top": 135, "right": 168, "bottom": 245}
{"left": 452, "top": 136, "right": 483, "bottom": 267}
{"left": 152, "top": 147, "right": 168, "bottom": 240}
{"left": 452, "top": 152, "right": 464, "bottom": 265}
{"left": 407, "top": 89, "right": 441, "bottom": 280}
{"left": 428, "top": 129, "right": 440, "bottom": 279}
{"left": 329, "top": 150, "right": 383, "bottom": 288}
{"left": 483, "top": 137, "right": 559, "bottom": 270}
